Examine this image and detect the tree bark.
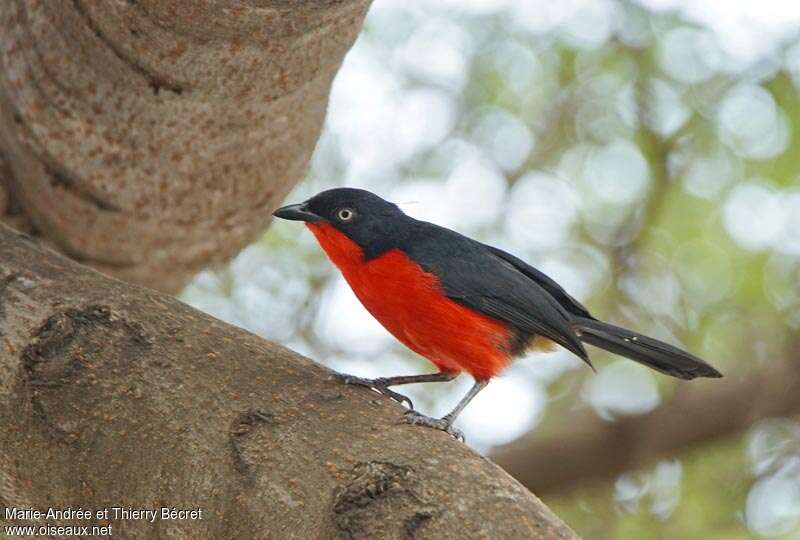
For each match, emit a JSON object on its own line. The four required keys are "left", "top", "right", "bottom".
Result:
{"left": 0, "top": 0, "right": 369, "bottom": 293}
{"left": 0, "top": 224, "right": 577, "bottom": 539}
{"left": 492, "top": 355, "right": 800, "bottom": 496}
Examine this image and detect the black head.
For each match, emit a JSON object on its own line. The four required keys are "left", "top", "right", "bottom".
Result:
{"left": 273, "top": 188, "right": 411, "bottom": 258}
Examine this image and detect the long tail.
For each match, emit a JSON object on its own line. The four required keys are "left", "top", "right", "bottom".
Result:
{"left": 573, "top": 317, "right": 722, "bottom": 380}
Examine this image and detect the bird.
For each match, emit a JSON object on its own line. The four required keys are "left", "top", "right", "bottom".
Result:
{"left": 273, "top": 188, "right": 722, "bottom": 440}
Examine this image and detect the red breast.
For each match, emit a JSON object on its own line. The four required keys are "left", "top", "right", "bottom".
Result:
{"left": 307, "top": 222, "right": 513, "bottom": 381}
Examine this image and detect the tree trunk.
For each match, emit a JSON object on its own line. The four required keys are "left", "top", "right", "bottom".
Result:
{"left": 0, "top": 224, "right": 577, "bottom": 539}
{"left": 492, "top": 353, "right": 800, "bottom": 495}
{"left": 0, "top": 0, "right": 368, "bottom": 293}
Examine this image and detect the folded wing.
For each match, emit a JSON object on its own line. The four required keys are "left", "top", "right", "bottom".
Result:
{"left": 403, "top": 226, "right": 590, "bottom": 365}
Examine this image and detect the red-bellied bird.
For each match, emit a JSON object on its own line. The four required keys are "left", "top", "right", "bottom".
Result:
{"left": 274, "top": 188, "right": 722, "bottom": 440}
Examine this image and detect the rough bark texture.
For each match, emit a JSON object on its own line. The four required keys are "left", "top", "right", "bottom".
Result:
{"left": 0, "top": 0, "right": 369, "bottom": 293}
{"left": 0, "top": 224, "right": 577, "bottom": 539}
{"left": 492, "top": 356, "right": 800, "bottom": 495}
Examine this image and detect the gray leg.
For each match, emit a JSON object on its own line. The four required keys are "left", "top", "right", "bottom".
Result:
{"left": 374, "top": 372, "right": 458, "bottom": 386}
{"left": 401, "top": 381, "right": 488, "bottom": 442}
{"left": 330, "top": 371, "right": 458, "bottom": 410}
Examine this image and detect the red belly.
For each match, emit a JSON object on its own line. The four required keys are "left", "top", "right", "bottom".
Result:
{"left": 307, "top": 223, "right": 513, "bottom": 381}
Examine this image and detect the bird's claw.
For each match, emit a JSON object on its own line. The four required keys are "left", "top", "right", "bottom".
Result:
{"left": 401, "top": 410, "right": 464, "bottom": 442}
{"left": 329, "top": 373, "right": 414, "bottom": 410}
{"left": 382, "top": 388, "right": 414, "bottom": 410}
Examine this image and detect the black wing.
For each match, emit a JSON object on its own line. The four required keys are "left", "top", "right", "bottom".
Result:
{"left": 484, "top": 244, "right": 722, "bottom": 380}
{"left": 483, "top": 245, "right": 595, "bottom": 320}
{"left": 402, "top": 224, "right": 589, "bottom": 363}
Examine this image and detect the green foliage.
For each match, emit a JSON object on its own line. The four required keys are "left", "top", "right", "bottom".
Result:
{"left": 548, "top": 438, "right": 751, "bottom": 539}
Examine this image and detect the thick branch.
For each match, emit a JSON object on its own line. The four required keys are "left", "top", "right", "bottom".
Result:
{"left": 0, "top": 224, "right": 576, "bottom": 539}
{"left": 492, "top": 358, "right": 800, "bottom": 495}
{"left": 0, "top": 0, "right": 370, "bottom": 293}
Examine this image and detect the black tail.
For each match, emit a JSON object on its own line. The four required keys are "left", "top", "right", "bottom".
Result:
{"left": 573, "top": 317, "right": 722, "bottom": 380}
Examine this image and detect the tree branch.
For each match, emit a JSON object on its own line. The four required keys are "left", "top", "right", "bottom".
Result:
{"left": 0, "top": 0, "right": 370, "bottom": 293}
{"left": 491, "top": 354, "right": 800, "bottom": 496}
{"left": 0, "top": 224, "right": 576, "bottom": 539}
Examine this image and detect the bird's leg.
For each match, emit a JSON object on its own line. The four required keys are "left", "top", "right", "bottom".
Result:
{"left": 375, "top": 372, "right": 459, "bottom": 386}
{"left": 330, "top": 371, "right": 457, "bottom": 410}
{"left": 402, "top": 380, "right": 488, "bottom": 442}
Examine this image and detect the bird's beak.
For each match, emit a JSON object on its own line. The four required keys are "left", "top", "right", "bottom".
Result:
{"left": 272, "top": 202, "right": 321, "bottom": 223}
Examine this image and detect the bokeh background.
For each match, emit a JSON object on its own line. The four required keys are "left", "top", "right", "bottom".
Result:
{"left": 183, "top": 1, "right": 800, "bottom": 538}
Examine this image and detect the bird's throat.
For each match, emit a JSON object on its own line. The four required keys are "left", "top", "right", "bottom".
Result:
{"left": 306, "top": 223, "right": 365, "bottom": 270}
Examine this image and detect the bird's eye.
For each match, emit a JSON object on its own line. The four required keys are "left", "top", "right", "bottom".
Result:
{"left": 336, "top": 208, "right": 356, "bottom": 222}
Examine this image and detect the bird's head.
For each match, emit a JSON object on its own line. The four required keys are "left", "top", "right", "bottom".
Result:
{"left": 273, "top": 188, "right": 410, "bottom": 260}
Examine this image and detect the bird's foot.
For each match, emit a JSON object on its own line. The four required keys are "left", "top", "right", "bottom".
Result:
{"left": 401, "top": 410, "right": 464, "bottom": 442}
{"left": 330, "top": 373, "right": 414, "bottom": 410}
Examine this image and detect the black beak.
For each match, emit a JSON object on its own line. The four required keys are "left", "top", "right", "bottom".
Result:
{"left": 272, "top": 202, "right": 321, "bottom": 223}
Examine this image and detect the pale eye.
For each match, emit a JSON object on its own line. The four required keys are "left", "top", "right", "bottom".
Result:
{"left": 336, "top": 208, "right": 355, "bottom": 222}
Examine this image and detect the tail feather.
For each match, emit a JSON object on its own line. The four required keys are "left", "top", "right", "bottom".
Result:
{"left": 573, "top": 317, "right": 722, "bottom": 380}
